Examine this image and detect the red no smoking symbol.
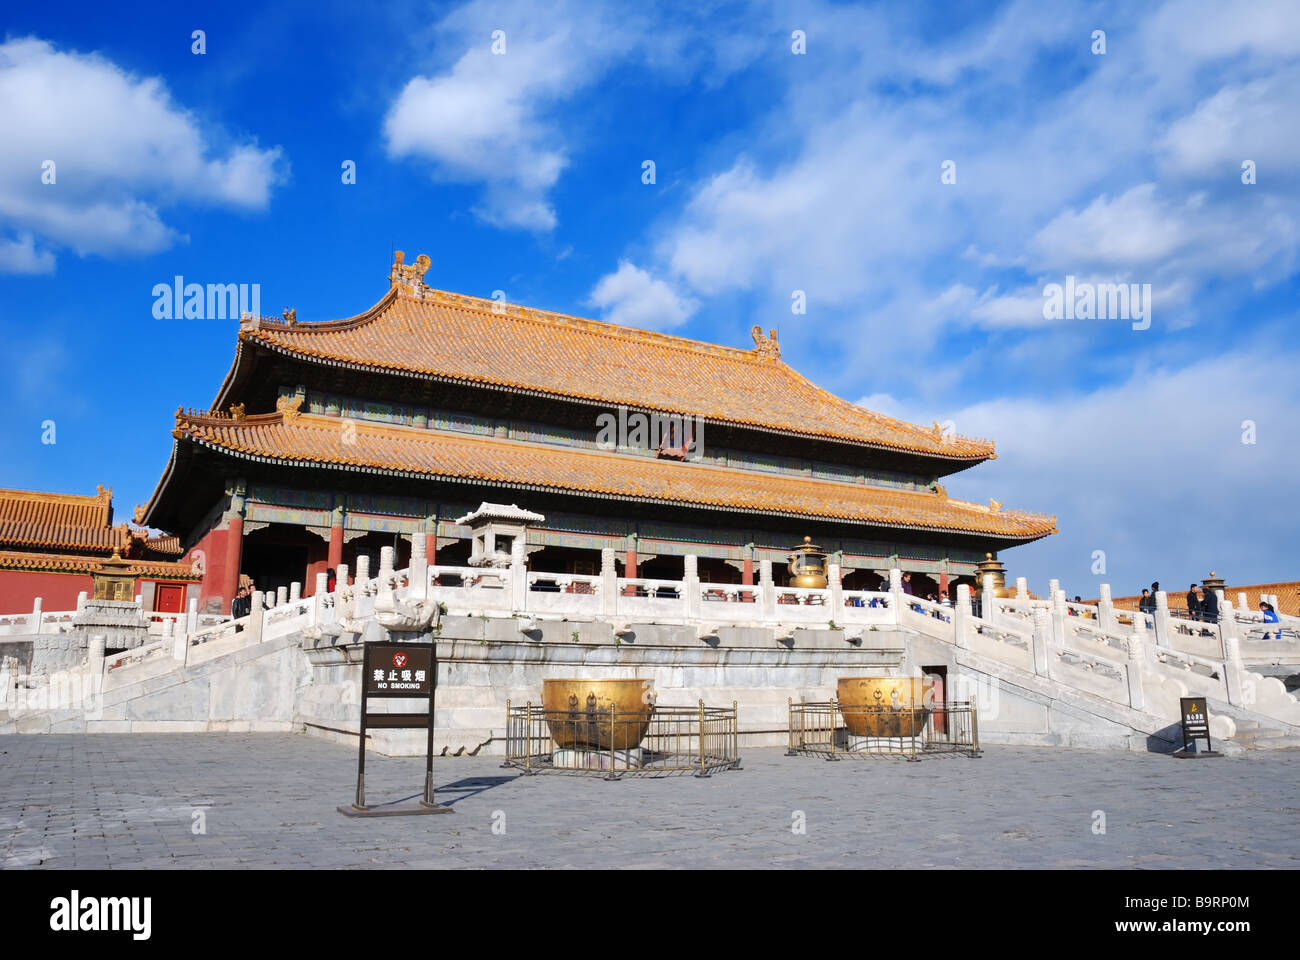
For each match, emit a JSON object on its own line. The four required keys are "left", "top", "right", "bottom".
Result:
{"left": 393, "top": 653, "right": 407, "bottom": 668}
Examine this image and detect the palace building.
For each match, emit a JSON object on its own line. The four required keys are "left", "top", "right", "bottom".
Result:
{"left": 0, "top": 486, "right": 201, "bottom": 613}
{"left": 140, "top": 251, "right": 1056, "bottom": 614}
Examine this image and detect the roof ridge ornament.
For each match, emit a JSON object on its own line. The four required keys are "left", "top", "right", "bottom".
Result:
{"left": 275, "top": 394, "right": 303, "bottom": 419}
{"left": 390, "top": 250, "right": 432, "bottom": 297}
{"left": 751, "top": 325, "right": 780, "bottom": 360}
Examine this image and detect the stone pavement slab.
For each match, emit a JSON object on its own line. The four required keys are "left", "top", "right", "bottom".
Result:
{"left": 1, "top": 734, "right": 1297, "bottom": 869}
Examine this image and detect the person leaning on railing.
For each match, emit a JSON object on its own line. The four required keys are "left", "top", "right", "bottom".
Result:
{"left": 1259, "top": 601, "right": 1282, "bottom": 640}
{"left": 230, "top": 585, "right": 250, "bottom": 632}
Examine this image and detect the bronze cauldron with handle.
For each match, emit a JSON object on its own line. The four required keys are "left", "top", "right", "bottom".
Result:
{"left": 542, "top": 678, "right": 655, "bottom": 751}
{"left": 836, "top": 676, "right": 932, "bottom": 737}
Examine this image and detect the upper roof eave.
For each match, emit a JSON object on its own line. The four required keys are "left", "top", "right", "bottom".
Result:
{"left": 224, "top": 284, "right": 996, "bottom": 462}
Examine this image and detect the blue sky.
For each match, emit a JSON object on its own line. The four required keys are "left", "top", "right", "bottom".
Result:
{"left": 1, "top": 0, "right": 1298, "bottom": 598}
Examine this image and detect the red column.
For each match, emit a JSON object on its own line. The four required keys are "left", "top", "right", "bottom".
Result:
{"left": 940, "top": 571, "right": 950, "bottom": 600}
{"left": 623, "top": 548, "right": 638, "bottom": 595}
{"left": 327, "top": 520, "right": 344, "bottom": 572}
{"left": 221, "top": 515, "right": 243, "bottom": 615}
{"left": 742, "top": 555, "right": 754, "bottom": 586}
{"left": 425, "top": 533, "right": 437, "bottom": 565}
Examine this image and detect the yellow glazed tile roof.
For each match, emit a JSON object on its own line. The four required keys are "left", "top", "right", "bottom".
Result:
{"left": 169, "top": 409, "right": 1054, "bottom": 539}
{"left": 237, "top": 282, "right": 995, "bottom": 460}
{"left": 1110, "top": 582, "right": 1300, "bottom": 618}
{"left": 0, "top": 486, "right": 120, "bottom": 552}
{"left": 0, "top": 550, "right": 202, "bottom": 580}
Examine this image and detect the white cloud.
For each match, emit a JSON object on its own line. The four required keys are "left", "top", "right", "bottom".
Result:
{"left": 935, "top": 347, "right": 1300, "bottom": 593}
{"left": 384, "top": 36, "right": 574, "bottom": 231}
{"left": 586, "top": 260, "right": 698, "bottom": 331}
{"left": 383, "top": 0, "right": 766, "bottom": 233}
{"left": 1160, "top": 66, "right": 1300, "bottom": 179}
{"left": 1031, "top": 185, "right": 1188, "bottom": 270}
{"left": 0, "top": 37, "right": 286, "bottom": 271}
{"left": 0, "top": 233, "right": 54, "bottom": 274}
{"left": 383, "top": 3, "right": 650, "bottom": 232}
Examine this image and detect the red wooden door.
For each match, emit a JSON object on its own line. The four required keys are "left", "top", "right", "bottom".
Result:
{"left": 926, "top": 671, "right": 947, "bottom": 734}
{"left": 155, "top": 583, "right": 185, "bottom": 614}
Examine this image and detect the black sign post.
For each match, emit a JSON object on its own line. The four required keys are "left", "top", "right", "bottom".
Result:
{"left": 1173, "top": 696, "right": 1222, "bottom": 759}
{"left": 338, "top": 641, "right": 454, "bottom": 816}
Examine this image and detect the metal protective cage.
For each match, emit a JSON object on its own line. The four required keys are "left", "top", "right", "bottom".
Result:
{"left": 787, "top": 696, "right": 981, "bottom": 760}
{"left": 504, "top": 700, "right": 742, "bottom": 779}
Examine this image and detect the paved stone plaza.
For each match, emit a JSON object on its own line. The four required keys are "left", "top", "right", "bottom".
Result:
{"left": 2, "top": 734, "right": 1297, "bottom": 869}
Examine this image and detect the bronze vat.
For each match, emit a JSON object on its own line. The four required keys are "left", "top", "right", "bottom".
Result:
{"left": 788, "top": 536, "right": 829, "bottom": 589}
{"left": 836, "top": 676, "right": 932, "bottom": 737}
{"left": 542, "top": 678, "right": 655, "bottom": 751}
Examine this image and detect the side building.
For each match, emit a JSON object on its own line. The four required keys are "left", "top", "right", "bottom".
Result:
{"left": 141, "top": 251, "right": 1057, "bottom": 614}
{"left": 0, "top": 486, "right": 201, "bottom": 613}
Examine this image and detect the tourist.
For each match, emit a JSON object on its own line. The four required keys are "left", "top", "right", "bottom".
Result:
{"left": 1201, "top": 587, "right": 1219, "bottom": 623}
{"left": 231, "top": 585, "right": 249, "bottom": 631}
{"left": 326, "top": 567, "right": 337, "bottom": 592}
{"left": 1138, "top": 589, "right": 1153, "bottom": 614}
{"left": 1186, "top": 583, "right": 1201, "bottom": 620}
{"left": 901, "top": 573, "right": 914, "bottom": 596}
{"left": 1259, "top": 601, "right": 1281, "bottom": 640}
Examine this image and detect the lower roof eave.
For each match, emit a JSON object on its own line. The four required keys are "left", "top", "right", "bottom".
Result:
{"left": 160, "top": 438, "right": 1052, "bottom": 547}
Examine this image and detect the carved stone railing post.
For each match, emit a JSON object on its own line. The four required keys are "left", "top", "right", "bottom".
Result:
{"left": 760, "top": 559, "right": 775, "bottom": 621}
{"left": 1218, "top": 598, "right": 1239, "bottom": 660}
{"left": 981, "top": 574, "right": 997, "bottom": 625}
{"left": 1153, "top": 591, "right": 1170, "bottom": 648}
{"left": 1224, "top": 633, "right": 1245, "bottom": 707}
{"left": 32, "top": 597, "right": 42, "bottom": 635}
{"left": 828, "top": 562, "right": 843, "bottom": 616}
{"left": 186, "top": 597, "right": 198, "bottom": 636}
{"left": 1097, "top": 584, "right": 1115, "bottom": 633}
{"left": 290, "top": 581, "right": 301, "bottom": 602}
{"left": 1051, "top": 589, "right": 1067, "bottom": 649}
{"left": 953, "top": 584, "right": 971, "bottom": 648}
{"left": 1015, "top": 577, "right": 1028, "bottom": 600}
{"left": 890, "top": 567, "right": 905, "bottom": 621}
{"left": 1125, "top": 634, "right": 1145, "bottom": 710}
{"left": 1031, "top": 607, "right": 1050, "bottom": 676}
{"left": 355, "top": 555, "right": 371, "bottom": 586}
{"left": 276, "top": 586, "right": 288, "bottom": 607}
{"left": 76, "top": 591, "right": 88, "bottom": 614}
{"left": 312, "top": 573, "right": 328, "bottom": 626}
{"left": 88, "top": 634, "right": 106, "bottom": 679}
{"left": 600, "top": 547, "right": 617, "bottom": 617}
{"left": 248, "top": 591, "right": 265, "bottom": 642}
{"left": 409, "top": 535, "right": 428, "bottom": 602}
{"left": 167, "top": 618, "right": 185, "bottom": 662}
{"left": 510, "top": 538, "right": 527, "bottom": 612}
{"left": 684, "top": 554, "right": 701, "bottom": 620}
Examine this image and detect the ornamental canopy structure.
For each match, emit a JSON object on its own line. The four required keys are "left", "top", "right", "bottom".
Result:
{"left": 141, "top": 251, "right": 1056, "bottom": 614}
